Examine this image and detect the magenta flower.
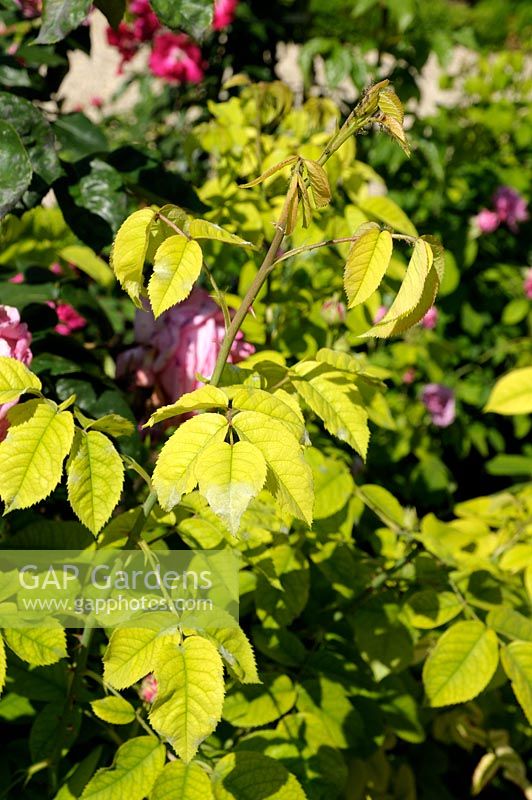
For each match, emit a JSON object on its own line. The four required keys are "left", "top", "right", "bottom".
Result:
{"left": 130, "top": 0, "right": 160, "bottom": 42}
{"left": 139, "top": 674, "right": 158, "bottom": 703}
{"left": 117, "top": 287, "right": 254, "bottom": 407}
{"left": 524, "top": 268, "right": 532, "bottom": 300}
{"left": 106, "top": 22, "right": 139, "bottom": 71}
{"left": 493, "top": 186, "right": 529, "bottom": 233}
{"left": 473, "top": 209, "right": 499, "bottom": 235}
{"left": 373, "top": 305, "right": 387, "bottom": 324}
{"left": 421, "top": 384, "right": 455, "bottom": 428}
{"left": 0, "top": 305, "right": 33, "bottom": 443}
{"left": 48, "top": 303, "right": 86, "bottom": 336}
{"left": 213, "top": 0, "right": 238, "bottom": 30}
{"left": 321, "top": 299, "right": 346, "bottom": 325}
{"left": 149, "top": 32, "right": 204, "bottom": 83}
{"left": 421, "top": 306, "right": 438, "bottom": 330}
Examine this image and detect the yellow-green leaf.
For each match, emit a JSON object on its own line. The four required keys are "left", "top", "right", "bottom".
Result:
{"left": 0, "top": 356, "right": 41, "bottom": 405}
{"left": 152, "top": 413, "right": 229, "bottom": 511}
{"left": 0, "top": 634, "right": 5, "bottom": 694}
{"left": 358, "top": 195, "right": 417, "bottom": 236}
{"left": 205, "top": 626, "right": 260, "bottom": 684}
{"left": 67, "top": 430, "right": 124, "bottom": 536}
{"left": 222, "top": 674, "right": 296, "bottom": 727}
{"left": 344, "top": 226, "right": 393, "bottom": 308}
{"left": 60, "top": 244, "right": 114, "bottom": 288}
{"left": 403, "top": 590, "right": 464, "bottom": 629}
{"left": 104, "top": 619, "right": 172, "bottom": 689}
{"left": 0, "top": 402, "right": 74, "bottom": 513}
{"left": 212, "top": 752, "right": 307, "bottom": 800}
{"left": 144, "top": 386, "right": 228, "bottom": 428}
{"left": 240, "top": 155, "right": 299, "bottom": 188}
{"left": 148, "top": 235, "right": 203, "bottom": 318}
{"left": 501, "top": 641, "right": 532, "bottom": 724}
{"left": 111, "top": 208, "right": 155, "bottom": 307}
{"left": 196, "top": 441, "right": 267, "bottom": 535}
{"left": 4, "top": 622, "right": 67, "bottom": 666}
{"left": 291, "top": 361, "right": 369, "bottom": 459}
{"left": 423, "top": 621, "right": 499, "bottom": 707}
{"left": 151, "top": 761, "right": 213, "bottom": 800}
{"left": 149, "top": 634, "right": 224, "bottom": 763}
{"left": 91, "top": 696, "right": 136, "bottom": 725}
{"left": 232, "top": 410, "right": 313, "bottom": 525}
{"left": 81, "top": 736, "right": 166, "bottom": 800}
{"left": 189, "top": 219, "right": 255, "bottom": 249}
{"left": 362, "top": 238, "right": 434, "bottom": 338}
{"left": 305, "top": 160, "right": 331, "bottom": 207}
{"left": 484, "top": 367, "right": 532, "bottom": 415}
{"left": 487, "top": 606, "right": 532, "bottom": 643}
{"left": 232, "top": 386, "right": 306, "bottom": 444}
{"left": 378, "top": 86, "right": 404, "bottom": 123}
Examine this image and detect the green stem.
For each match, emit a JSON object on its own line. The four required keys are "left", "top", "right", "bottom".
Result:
{"left": 126, "top": 490, "right": 158, "bottom": 548}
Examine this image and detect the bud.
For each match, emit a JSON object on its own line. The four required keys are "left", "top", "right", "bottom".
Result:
{"left": 321, "top": 299, "right": 346, "bottom": 326}
{"left": 139, "top": 673, "right": 158, "bottom": 703}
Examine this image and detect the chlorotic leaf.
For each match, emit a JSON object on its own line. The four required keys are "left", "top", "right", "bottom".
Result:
{"left": 358, "top": 195, "right": 417, "bottom": 237}
{"left": 87, "top": 414, "right": 135, "bottom": 438}
{"left": 232, "top": 410, "right": 313, "bottom": 525}
{"left": 151, "top": 761, "right": 213, "bottom": 800}
{"left": 205, "top": 626, "right": 260, "bottom": 684}
{"left": 403, "top": 590, "right": 464, "bottom": 629}
{"left": 232, "top": 386, "right": 306, "bottom": 444}
{"left": 0, "top": 403, "right": 74, "bottom": 513}
{"left": 240, "top": 156, "right": 299, "bottom": 188}
{"left": 292, "top": 361, "right": 369, "bottom": 459}
{"left": 91, "top": 696, "right": 136, "bottom": 725}
{"left": 144, "top": 386, "right": 228, "bottom": 428}
{"left": 111, "top": 208, "right": 155, "bottom": 307}
{"left": 362, "top": 238, "right": 434, "bottom": 338}
{"left": 4, "top": 622, "right": 67, "bottom": 666}
{"left": 501, "top": 642, "right": 532, "bottom": 724}
{"left": 80, "top": 736, "right": 166, "bottom": 800}
{"left": 344, "top": 226, "right": 393, "bottom": 308}
{"left": 189, "top": 220, "right": 255, "bottom": 249}
{"left": 423, "top": 621, "right": 499, "bottom": 707}
{"left": 212, "top": 752, "right": 307, "bottom": 800}
{"left": 378, "top": 87, "right": 404, "bottom": 123}
{"left": 222, "top": 674, "right": 296, "bottom": 727}
{"left": 0, "top": 634, "right": 5, "bottom": 695}
{"left": 59, "top": 244, "right": 115, "bottom": 288}
{"left": 103, "top": 621, "right": 171, "bottom": 690}
{"left": 487, "top": 606, "right": 532, "bottom": 643}
{"left": 305, "top": 160, "right": 331, "bottom": 207}
{"left": 152, "top": 413, "right": 229, "bottom": 510}
{"left": 148, "top": 234, "right": 203, "bottom": 318}
{"left": 368, "top": 264, "right": 440, "bottom": 338}
{"left": 196, "top": 440, "right": 267, "bottom": 535}
{"left": 67, "top": 430, "right": 124, "bottom": 536}
{"left": 149, "top": 634, "right": 224, "bottom": 763}
{"left": 0, "top": 356, "right": 41, "bottom": 405}
{"left": 484, "top": 367, "right": 532, "bottom": 415}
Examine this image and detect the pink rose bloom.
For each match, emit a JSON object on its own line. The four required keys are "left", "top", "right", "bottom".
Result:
{"left": 524, "top": 268, "right": 532, "bottom": 300}
{"left": 373, "top": 305, "right": 387, "bottom": 324}
{"left": 139, "top": 674, "right": 158, "bottom": 703}
{"left": 493, "top": 186, "right": 529, "bottom": 233}
{"left": 213, "top": 0, "right": 238, "bottom": 30}
{"left": 130, "top": 0, "right": 160, "bottom": 41}
{"left": 421, "top": 383, "right": 455, "bottom": 428}
{"left": 117, "top": 288, "right": 254, "bottom": 406}
{"left": 421, "top": 306, "right": 438, "bottom": 329}
{"left": 9, "top": 273, "right": 24, "bottom": 284}
{"left": 149, "top": 32, "right": 204, "bottom": 83}
{"left": 0, "top": 305, "right": 33, "bottom": 442}
{"left": 14, "top": 0, "right": 41, "bottom": 18}
{"left": 50, "top": 262, "right": 63, "bottom": 276}
{"left": 402, "top": 367, "right": 416, "bottom": 385}
{"left": 106, "top": 22, "right": 139, "bottom": 71}
{"left": 321, "top": 299, "right": 346, "bottom": 325}
{"left": 474, "top": 209, "right": 499, "bottom": 235}
{"left": 47, "top": 303, "right": 86, "bottom": 336}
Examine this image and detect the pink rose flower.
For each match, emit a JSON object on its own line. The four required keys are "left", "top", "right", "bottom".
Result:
{"left": 139, "top": 674, "right": 158, "bottom": 703}
{"left": 47, "top": 303, "right": 86, "bottom": 336}
{"left": 493, "top": 186, "right": 529, "bottom": 233}
{"left": 9, "top": 273, "right": 24, "bottom": 284}
{"left": 421, "top": 383, "right": 455, "bottom": 428}
{"left": 130, "top": 0, "right": 160, "bottom": 41}
{"left": 373, "top": 305, "right": 387, "bottom": 324}
{"left": 213, "top": 0, "right": 238, "bottom": 30}
{"left": 473, "top": 209, "right": 499, "bottom": 235}
{"left": 524, "top": 268, "right": 532, "bottom": 300}
{"left": 149, "top": 32, "right": 204, "bottom": 83}
{"left": 321, "top": 299, "right": 346, "bottom": 325}
{"left": 117, "top": 287, "right": 254, "bottom": 406}
{"left": 106, "top": 22, "right": 139, "bottom": 71}
{"left": 402, "top": 367, "right": 416, "bottom": 385}
{"left": 0, "top": 305, "right": 33, "bottom": 442}
{"left": 421, "top": 306, "right": 438, "bottom": 330}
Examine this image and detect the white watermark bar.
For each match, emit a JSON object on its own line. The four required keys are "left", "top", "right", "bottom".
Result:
{"left": 0, "top": 550, "right": 239, "bottom": 629}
